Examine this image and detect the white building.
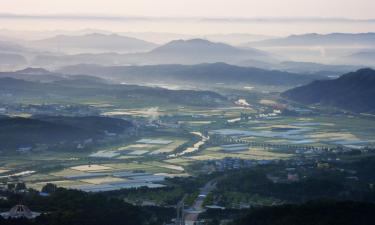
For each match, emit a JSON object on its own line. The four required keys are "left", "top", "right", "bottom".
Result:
{"left": 0, "top": 205, "right": 40, "bottom": 219}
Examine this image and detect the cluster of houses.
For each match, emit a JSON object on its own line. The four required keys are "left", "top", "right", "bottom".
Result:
{"left": 201, "top": 157, "right": 275, "bottom": 173}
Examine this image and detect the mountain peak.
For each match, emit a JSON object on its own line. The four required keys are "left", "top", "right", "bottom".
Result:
{"left": 151, "top": 38, "right": 244, "bottom": 54}
{"left": 175, "top": 38, "right": 212, "bottom": 44}
{"left": 16, "top": 67, "right": 50, "bottom": 75}
{"left": 162, "top": 38, "right": 223, "bottom": 47}
{"left": 340, "top": 68, "right": 375, "bottom": 80}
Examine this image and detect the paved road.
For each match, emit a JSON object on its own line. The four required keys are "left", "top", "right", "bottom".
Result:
{"left": 184, "top": 180, "right": 216, "bottom": 225}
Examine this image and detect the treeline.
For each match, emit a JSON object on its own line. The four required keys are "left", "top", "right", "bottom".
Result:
{"left": 0, "top": 188, "right": 174, "bottom": 225}
{"left": 233, "top": 200, "right": 375, "bottom": 225}
{"left": 103, "top": 176, "right": 215, "bottom": 206}
{"left": 0, "top": 115, "right": 133, "bottom": 152}
{"left": 213, "top": 162, "right": 375, "bottom": 205}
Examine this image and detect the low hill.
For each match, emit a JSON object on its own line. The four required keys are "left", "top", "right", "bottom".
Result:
{"left": 282, "top": 68, "right": 375, "bottom": 113}
{"left": 0, "top": 75, "right": 226, "bottom": 107}
{"left": 277, "top": 61, "right": 362, "bottom": 77}
{"left": 0, "top": 116, "right": 133, "bottom": 152}
{"left": 338, "top": 51, "right": 375, "bottom": 67}
{"left": 246, "top": 33, "right": 375, "bottom": 47}
{"left": 59, "top": 62, "right": 321, "bottom": 87}
{"left": 0, "top": 52, "right": 27, "bottom": 68}
{"left": 0, "top": 40, "right": 27, "bottom": 52}
{"left": 0, "top": 67, "right": 67, "bottom": 82}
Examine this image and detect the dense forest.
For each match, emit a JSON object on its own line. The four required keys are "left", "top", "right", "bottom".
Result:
{"left": 0, "top": 188, "right": 174, "bottom": 225}
{"left": 0, "top": 116, "right": 133, "bottom": 152}
{"left": 283, "top": 68, "right": 375, "bottom": 113}
{"left": 233, "top": 200, "right": 375, "bottom": 225}
{"left": 211, "top": 158, "right": 375, "bottom": 206}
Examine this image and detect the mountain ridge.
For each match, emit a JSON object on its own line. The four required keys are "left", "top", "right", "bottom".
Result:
{"left": 31, "top": 33, "right": 159, "bottom": 53}
{"left": 282, "top": 68, "right": 375, "bottom": 113}
{"left": 246, "top": 33, "right": 375, "bottom": 47}
{"left": 59, "top": 62, "right": 324, "bottom": 87}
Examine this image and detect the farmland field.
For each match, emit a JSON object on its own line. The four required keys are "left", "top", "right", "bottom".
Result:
{"left": 3, "top": 102, "right": 375, "bottom": 193}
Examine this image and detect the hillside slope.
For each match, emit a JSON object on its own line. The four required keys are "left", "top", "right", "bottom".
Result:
{"left": 282, "top": 68, "right": 375, "bottom": 113}
{"left": 0, "top": 116, "right": 133, "bottom": 152}
{"left": 59, "top": 62, "right": 321, "bottom": 87}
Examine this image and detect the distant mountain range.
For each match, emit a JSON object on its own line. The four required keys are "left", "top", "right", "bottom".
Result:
{"left": 0, "top": 70, "right": 227, "bottom": 107}
{"left": 31, "top": 33, "right": 158, "bottom": 53}
{"left": 246, "top": 33, "right": 375, "bottom": 47}
{"left": 0, "top": 40, "right": 29, "bottom": 69}
{"left": 30, "top": 36, "right": 375, "bottom": 70}
{"left": 2, "top": 32, "right": 374, "bottom": 72}
{"left": 0, "top": 40, "right": 27, "bottom": 52}
{"left": 31, "top": 39, "right": 276, "bottom": 68}
{"left": 120, "top": 32, "right": 275, "bottom": 45}
{"left": 338, "top": 51, "right": 375, "bottom": 67}
{"left": 59, "top": 62, "right": 324, "bottom": 87}
{"left": 276, "top": 61, "right": 363, "bottom": 77}
{"left": 0, "top": 53, "right": 27, "bottom": 68}
{"left": 282, "top": 68, "right": 375, "bottom": 113}
{"left": 241, "top": 33, "right": 375, "bottom": 66}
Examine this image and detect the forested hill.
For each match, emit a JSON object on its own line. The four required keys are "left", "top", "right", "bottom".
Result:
{"left": 282, "top": 68, "right": 375, "bottom": 113}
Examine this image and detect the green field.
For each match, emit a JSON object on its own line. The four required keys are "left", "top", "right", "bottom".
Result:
{"left": 2, "top": 101, "right": 375, "bottom": 192}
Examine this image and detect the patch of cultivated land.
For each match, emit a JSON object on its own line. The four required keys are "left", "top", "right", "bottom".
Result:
{"left": 70, "top": 164, "right": 113, "bottom": 172}
{"left": 100, "top": 162, "right": 177, "bottom": 174}
{"left": 116, "top": 155, "right": 140, "bottom": 160}
{"left": 28, "top": 180, "right": 87, "bottom": 191}
{"left": 102, "top": 108, "right": 168, "bottom": 117}
{"left": 143, "top": 161, "right": 185, "bottom": 172}
{"left": 80, "top": 177, "right": 126, "bottom": 185}
{"left": 164, "top": 158, "right": 195, "bottom": 166}
{"left": 50, "top": 168, "right": 89, "bottom": 177}
{"left": 7, "top": 102, "right": 375, "bottom": 195}
{"left": 87, "top": 137, "right": 188, "bottom": 159}
{"left": 190, "top": 147, "right": 292, "bottom": 161}
{"left": 212, "top": 115, "right": 375, "bottom": 147}
{"left": 21, "top": 174, "right": 59, "bottom": 182}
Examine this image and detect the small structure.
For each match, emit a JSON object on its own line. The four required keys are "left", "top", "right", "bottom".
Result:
{"left": 287, "top": 173, "right": 300, "bottom": 182}
{"left": 0, "top": 205, "right": 40, "bottom": 219}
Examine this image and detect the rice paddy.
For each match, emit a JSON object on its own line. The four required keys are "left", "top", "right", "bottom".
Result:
{"left": 80, "top": 177, "right": 126, "bottom": 185}
{"left": 70, "top": 165, "right": 113, "bottom": 172}
{"left": 88, "top": 137, "right": 188, "bottom": 159}
{"left": 189, "top": 147, "right": 293, "bottom": 161}
{"left": 5, "top": 102, "right": 375, "bottom": 193}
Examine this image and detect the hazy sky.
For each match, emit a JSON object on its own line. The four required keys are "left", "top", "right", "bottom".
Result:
{"left": 1, "top": 0, "right": 375, "bottom": 36}
{"left": 1, "top": 0, "right": 375, "bottom": 19}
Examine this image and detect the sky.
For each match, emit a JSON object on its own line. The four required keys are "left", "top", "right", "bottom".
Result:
{"left": 0, "top": 0, "right": 375, "bottom": 36}
{"left": 1, "top": 0, "right": 375, "bottom": 19}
